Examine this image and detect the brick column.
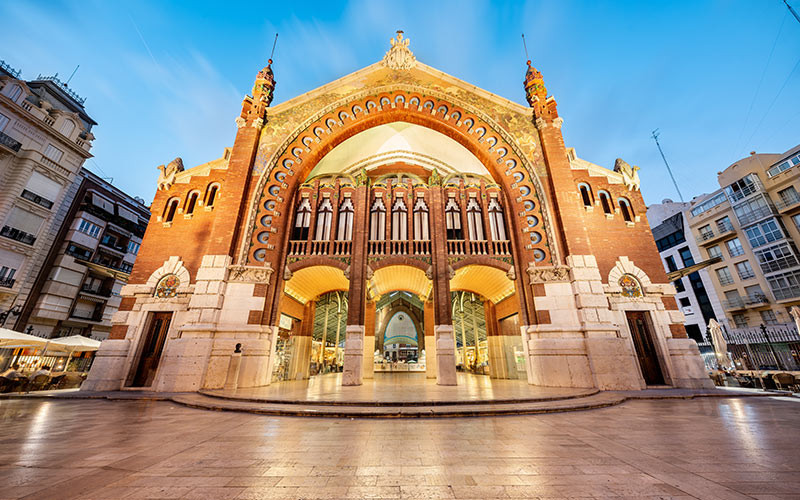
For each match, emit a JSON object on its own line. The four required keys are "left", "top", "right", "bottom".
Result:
{"left": 343, "top": 182, "right": 369, "bottom": 385}
{"left": 424, "top": 298, "right": 436, "bottom": 379}
{"left": 362, "top": 298, "right": 376, "bottom": 379}
{"left": 288, "top": 300, "right": 314, "bottom": 380}
{"left": 429, "top": 184, "right": 456, "bottom": 385}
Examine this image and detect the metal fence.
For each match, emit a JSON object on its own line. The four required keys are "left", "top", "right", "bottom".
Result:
{"left": 709, "top": 323, "right": 800, "bottom": 371}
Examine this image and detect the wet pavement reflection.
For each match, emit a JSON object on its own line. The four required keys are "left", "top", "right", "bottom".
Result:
{"left": 0, "top": 396, "right": 799, "bottom": 499}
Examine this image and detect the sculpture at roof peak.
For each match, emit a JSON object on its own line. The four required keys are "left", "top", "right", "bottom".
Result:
{"left": 382, "top": 31, "right": 417, "bottom": 70}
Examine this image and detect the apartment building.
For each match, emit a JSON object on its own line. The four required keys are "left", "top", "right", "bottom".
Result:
{"left": 686, "top": 144, "right": 800, "bottom": 329}
{"left": 648, "top": 200, "right": 726, "bottom": 342}
{"left": 15, "top": 168, "right": 150, "bottom": 340}
{"left": 0, "top": 60, "right": 96, "bottom": 314}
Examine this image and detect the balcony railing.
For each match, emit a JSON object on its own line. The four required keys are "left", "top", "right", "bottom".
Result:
{"left": 0, "top": 225, "right": 35, "bottom": 245}
{"left": 737, "top": 269, "right": 756, "bottom": 280}
{"left": 726, "top": 181, "right": 761, "bottom": 203}
{"left": 80, "top": 285, "right": 112, "bottom": 298}
{"left": 0, "top": 131, "right": 22, "bottom": 152}
{"left": 775, "top": 191, "right": 800, "bottom": 212}
{"left": 20, "top": 189, "right": 54, "bottom": 209}
{"left": 723, "top": 293, "right": 769, "bottom": 310}
{"left": 0, "top": 276, "right": 15, "bottom": 289}
{"left": 0, "top": 59, "right": 21, "bottom": 78}
{"left": 736, "top": 205, "right": 776, "bottom": 227}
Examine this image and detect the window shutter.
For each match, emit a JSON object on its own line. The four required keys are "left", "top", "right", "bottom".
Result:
{"left": 24, "top": 171, "right": 62, "bottom": 202}
{"left": 4, "top": 207, "right": 45, "bottom": 234}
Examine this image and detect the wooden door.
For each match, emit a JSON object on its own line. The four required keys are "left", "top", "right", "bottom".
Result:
{"left": 131, "top": 312, "right": 172, "bottom": 387}
{"left": 625, "top": 311, "right": 665, "bottom": 385}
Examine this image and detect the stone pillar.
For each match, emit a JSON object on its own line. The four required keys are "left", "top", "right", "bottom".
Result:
{"left": 362, "top": 299, "right": 376, "bottom": 379}
{"left": 424, "top": 298, "right": 437, "bottom": 379}
{"left": 342, "top": 182, "right": 369, "bottom": 385}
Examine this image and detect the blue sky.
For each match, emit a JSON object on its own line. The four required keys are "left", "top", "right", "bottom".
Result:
{"left": 2, "top": 0, "right": 798, "bottom": 206}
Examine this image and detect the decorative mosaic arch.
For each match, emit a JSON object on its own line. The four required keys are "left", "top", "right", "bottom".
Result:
{"left": 239, "top": 84, "right": 559, "bottom": 268}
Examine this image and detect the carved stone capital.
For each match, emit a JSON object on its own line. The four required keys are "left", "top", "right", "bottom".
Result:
{"left": 251, "top": 117, "right": 264, "bottom": 129}
{"left": 228, "top": 264, "right": 273, "bottom": 283}
{"left": 235, "top": 116, "right": 246, "bottom": 128}
{"left": 283, "top": 266, "right": 293, "bottom": 282}
{"left": 425, "top": 265, "right": 433, "bottom": 281}
{"left": 527, "top": 264, "right": 571, "bottom": 284}
{"left": 365, "top": 266, "right": 374, "bottom": 281}
{"left": 506, "top": 266, "right": 517, "bottom": 281}
{"left": 552, "top": 117, "right": 564, "bottom": 129}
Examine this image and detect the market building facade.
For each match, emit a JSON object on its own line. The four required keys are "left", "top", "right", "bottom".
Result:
{"left": 84, "top": 34, "right": 711, "bottom": 393}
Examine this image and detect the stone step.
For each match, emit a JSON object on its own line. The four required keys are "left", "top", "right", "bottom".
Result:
{"left": 170, "top": 392, "right": 626, "bottom": 418}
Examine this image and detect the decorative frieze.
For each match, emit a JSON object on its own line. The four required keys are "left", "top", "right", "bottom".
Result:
{"left": 527, "top": 264, "right": 571, "bottom": 284}
{"left": 228, "top": 264, "right": 273, "bottom": 283}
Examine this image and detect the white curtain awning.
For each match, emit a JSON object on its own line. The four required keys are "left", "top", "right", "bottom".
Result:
{"left": 91, "top": 192, "right": 115, "bottom": 213}
{"left": 117, "top": 206, "right": 139, "bottom": 223}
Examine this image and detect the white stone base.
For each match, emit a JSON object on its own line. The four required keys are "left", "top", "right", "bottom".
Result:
{"left": 667, "top": 338, "right": 715, "bottom": 389}
{"left": 81, "top": 339, "right": 131, "bottom": 392}
{"left": 434, "top": 325, "right": 457, "bottom": 386}
{"left": 342, "top": 325, "right": 364, "bottom": 386}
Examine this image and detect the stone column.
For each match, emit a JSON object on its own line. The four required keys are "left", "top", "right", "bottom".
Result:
{"left": 342, "top": 181, "right": 369, "bottom": 385}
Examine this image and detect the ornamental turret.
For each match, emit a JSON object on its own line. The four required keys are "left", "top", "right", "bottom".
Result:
{"left": 238, "top": 59, "right": 276, "bottom": 128}
{"left": 524, "top": 60, "right": 559, "bottom": 124}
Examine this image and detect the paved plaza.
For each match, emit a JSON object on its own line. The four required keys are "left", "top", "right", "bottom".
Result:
{"left": 0, "top": 396, "right": 799, "bottom": 499}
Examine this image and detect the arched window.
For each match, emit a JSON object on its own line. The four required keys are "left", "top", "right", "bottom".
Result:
{"left": 466, "top": 197, "right": 485, "bottom": 241}
{"left": 163, "top": 198, "right": 179, "bottom": 223}
{"left": 445, "top": 196, "right": 463, "bottom": 240}
{"left": 391, "top": 197, "right": 408, "bottom": 240}
{"left": 488, "top": 198, "right": 507, "bottom": 241}
{"left": 413, "top": 198, "right": 429, "bottom": 241}
{"left": 205, "top": 183, "right": 220, "bottom": 208}
{"left": 336, "top": 198, "right": 354, "bottom": 241}
{"left": 314, "top": 198, "right": 333, "bottom": 241}
{"left": 619, "top": 197, "right": 634, "bottom": 222}
{"left": 8, "top": 85, "right": 22, "bottom": 102}
{"left": 184, "top": 191, "right": 199, "bottom": 215}
{"left": 578, "top": 183, "right": 594, "bottom": 207}
{"left": 598, "top": 190, "right": 613, "bottom": 215}
{"left": 59, "top": 119, "right": 75, "bottom": 137}
{"left": 291, "top": 198, "right": 312, "bottom": 240}
{"left": 369, "top": 198, "right": 386, "bottom": 240}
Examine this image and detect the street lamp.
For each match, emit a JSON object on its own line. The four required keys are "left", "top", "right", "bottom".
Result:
{"left": 760, "top": 323, "right": 785, "bottom": 371}
{"left": 0, "top": 304, "right": 22, "bottom": 327}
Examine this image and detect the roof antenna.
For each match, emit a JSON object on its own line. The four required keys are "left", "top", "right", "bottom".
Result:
{"left": 651, "top": 129, "right": 684, "bottom": 202}
{"left": 66, "top": 64, "right": 80, "bottom": 85}
{"left": 521, "top": 34, "right": 530, "bottom": 61}
{"left": 269, "top": 33, "right": 278, "bottom": 64}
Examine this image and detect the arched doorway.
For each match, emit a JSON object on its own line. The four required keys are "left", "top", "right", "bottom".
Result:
{"left": 272, "top": 265, "right": 348, "bottom": 382}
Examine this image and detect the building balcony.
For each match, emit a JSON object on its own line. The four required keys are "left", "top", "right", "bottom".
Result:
{"left": 726, "top": 182, "right": 762, "bottom": 203}
{"left": 775, "top": 192, "right": 800, "bottom": 213}
{"left": 698, "top": 224, "right": 735, "bottom": 245}
{"left": 736, "top": 205, "right": 776, "bottom": 227}
{"left": 723, "top": 293, "right": 770, "bottom": 310}
{"left": 0, "top": 276, "right": 15, "bottom": 289}
{"left": 773, "top": 286, "right": 800, "bottom": 302}
{"left": 99, "top": 238, "right": 127, "bottom": 253}
{"left": 0, "top": 131, "right": 22, "bottom": 153}
{"left": 69, "top": 311, "right": 105, "bottom": 323}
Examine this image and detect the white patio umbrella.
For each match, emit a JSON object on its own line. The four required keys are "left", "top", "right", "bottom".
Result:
{"left": 0, "top": 327, "right": 48, "bottom": 349}
{"left": 708, "top": 319, "right": 733, "bottom": 369}
{"left": 45, "top": 335, "right": 101, "bottom": 372}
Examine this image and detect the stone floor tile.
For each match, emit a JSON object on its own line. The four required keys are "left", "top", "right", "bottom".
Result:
{"left": 181, "top": 486, "right": 246, "bottom": 499}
